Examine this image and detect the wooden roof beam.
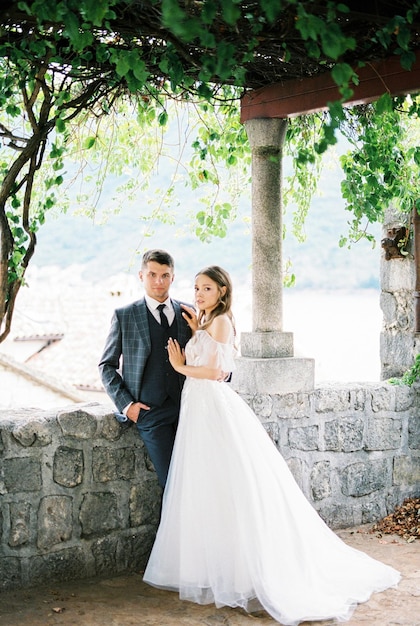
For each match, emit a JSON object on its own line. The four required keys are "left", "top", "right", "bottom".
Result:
{"left": 240, "top": 50, "right": 420, "bottom": 122}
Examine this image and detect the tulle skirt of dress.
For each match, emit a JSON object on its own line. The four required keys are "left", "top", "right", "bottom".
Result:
{"left": 143, "top": 378, "right": 400, "bottom": 625}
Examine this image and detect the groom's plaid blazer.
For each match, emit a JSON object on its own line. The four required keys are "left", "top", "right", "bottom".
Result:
{"left": 99, "top": 297, "right": 191, "bottom": 413}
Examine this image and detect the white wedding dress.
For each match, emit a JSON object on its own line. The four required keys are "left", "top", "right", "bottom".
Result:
{"left": 143, "top": 328, "right": 400, "bottom": 625}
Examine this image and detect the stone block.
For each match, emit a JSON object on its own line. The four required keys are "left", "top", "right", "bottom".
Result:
{"left": 240, "top": 331, "right": 294, "bottom": 358}
{"left": 262, "top": 421, "right": 280, "bottom": 444}
{"left": 129, "top": 481, "right": 162, "bottom": 528}
{"left": 232, "top": 356, "right": 315, "bottom": 394}
{"left": 91, "top": 535, "right": 119, "bottom": 575}
{"left": 341, "top": 459, "right": 389, "bottom": 496}
{"left": 361, "top": 499, "right": 385, "bottom": 524}
{"left": 92, "top": 446, "right": 135, "bottom": 482}
{"left": 3, "top": 457, "right": 42, "bottom": 493}
{"left": 117, "top": 528, "right": 155, "bottom": 572}
{"left": 8, "top": 501, "right": 31, "bottom": 547}
{"left": 0, "top": 557, "right": 21, "bottom": 590}
{"left": 353, "top": 388, "right": 367, "bottom": 411}
{"left": 99, "top": 412, "right": 125, "bottom": 441}
{"left": 394, "top": 385, "right": 415, "bottom": 412}
{"left": 380, "top": 291, "right": 398, "bottom": 325}
{"left": 317, "top": 503, "right": 356, "bottom": 530}
{"left": 380, "top": 256, "right": 415, "bottom": 292}
{"left": 324, "top": 418, "right": 364, "bottom": 452}
{"left": 288, "top": 425, "right": 318, "bottom": 451}
{"left": 29, "top": 547, "right": 88, "bottom": 585}
{"left": 380, "top": 290, "right": 414, "bottom": 329}
{"left": 38, "top": 496, "right": 73, "bottom": 550}
{"left": 80, "top": 492, "right": 122, "bottom": 537}
{"left": 273, "top": 392, "right": 311, "bottom": 419}
{"left": 310, "top": 461, "right": 332, "bottom": 501}
{"left": 408, "top": 415, "right": 420, "bottom": 449}
{"left": 286, "top": 457, "right": 307, "bottom": 491}
{"left": 393, "top": 455, "right": 420, "bottom": 485}
{"left": 53, "top": 446, "right": 84, "bottom": 487}
{"left": 57, "top": 408, "right": 97, "bottom": 439}
{"left": 251, "top": 394, "right": 273, "bottom": 418}
{"left": 380, "top": 332, "right": 417, "bottom": 379}
{"left": 370, "top": 385, "right": 394, "bottom": 412}
{"left": 365, "top": 418, "right": 402, "bottom": 450}
{"left": 314, "top": 387, "right": 351, "bottom": 413}
{"left": 12, "top": 420, "right": 52, "bottom": 447}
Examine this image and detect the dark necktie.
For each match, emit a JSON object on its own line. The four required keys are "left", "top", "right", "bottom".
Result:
{"left": 157, "top": 303, "right": 170, "bottom": 329}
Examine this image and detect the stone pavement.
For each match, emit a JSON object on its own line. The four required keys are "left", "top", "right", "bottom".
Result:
{"left": 0, "top": 526, "right": 418, "bottom": 626}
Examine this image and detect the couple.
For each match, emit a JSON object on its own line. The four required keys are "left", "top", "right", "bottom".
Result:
{"left": 99, "top": 249, "right": 400, "bottom": 626}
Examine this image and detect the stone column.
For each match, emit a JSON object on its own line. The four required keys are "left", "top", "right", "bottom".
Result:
{"left": 232, "top": 118, "right": 315, "bottom": 394}
{"left": 249, "top": 118, "right": 285, "bottom": 334}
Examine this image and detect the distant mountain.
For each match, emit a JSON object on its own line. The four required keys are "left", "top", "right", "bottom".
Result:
{"left": 12, "top": 143, "right": 385, "bottom": 385}
{"left": 33, "top": 144, "right": 382, "bottom": 290}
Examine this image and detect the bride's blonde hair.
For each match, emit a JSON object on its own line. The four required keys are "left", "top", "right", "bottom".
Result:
{"left": 196, "top": 266, "right": 235, "bottom": 335}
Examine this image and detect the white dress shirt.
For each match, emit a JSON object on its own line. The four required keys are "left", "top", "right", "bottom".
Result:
{"left": 145, "top": 295, "right": 175, "bottom": 326}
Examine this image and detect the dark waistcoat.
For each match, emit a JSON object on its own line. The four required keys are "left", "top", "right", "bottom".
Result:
{"left": 140, "top": 309, "right": 182, "bottom": 406}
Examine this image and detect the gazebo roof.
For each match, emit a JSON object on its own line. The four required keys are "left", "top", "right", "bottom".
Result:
{"left": 1, "top": 1, "right": 419, "bottom": 90}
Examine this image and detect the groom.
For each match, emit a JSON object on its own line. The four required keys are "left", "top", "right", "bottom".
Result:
{"left": 98, "top": 249, "right": 192, "bottom": 488}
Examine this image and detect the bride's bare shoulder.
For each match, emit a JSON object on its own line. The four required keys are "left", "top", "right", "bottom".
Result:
{"left": 207, "top": 315, "right": 232, "bottom": 343}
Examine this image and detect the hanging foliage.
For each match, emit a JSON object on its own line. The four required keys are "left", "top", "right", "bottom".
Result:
{"left": 1, "top": 0, "right": 420, "bottom": 340}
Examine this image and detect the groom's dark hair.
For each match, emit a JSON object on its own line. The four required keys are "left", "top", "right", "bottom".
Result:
{"left": 142, "top": 249, "right": 174, "bottom": 270}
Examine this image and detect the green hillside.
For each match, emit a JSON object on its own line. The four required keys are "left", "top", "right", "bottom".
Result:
{"left": 33, "top": 146, "right": 382, "bottom": 290}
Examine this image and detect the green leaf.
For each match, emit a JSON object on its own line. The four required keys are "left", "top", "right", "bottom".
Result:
{"left": 115, "top": 54, "right": 130, "bottom": 78}
{"left": 399, "top": 50, "right": 416, "bottom": 71}
{"left": 132, "top": 59, "right": 148, "bottom": 84}
{"left": 158, "top": 110, "right": 168, "bottom": 126}
{"left": 63, "top": 11, "right": 81, "bottom": 42}
{"left": 201, "top": 1, "right": 217, "bottom": 24}
{"left": 222, "top": 1, "right": 241, "bottom": 26}
{"left": 305, "top": 40, "right": 320, "bottom": 59}
{"left": 81, "top": 0, "right": 117, "bottom": 26}
{"left": 84, "top": 136, "right": 96, "bottom": 149}
{"left": 6, "top": 104, "right": 21, "bottom": 117}
{"left": 413, "top": 147, "right": 420, "bottom": 167}
{"left": 331, "top": 63, "right": 354, "bottom": 87}
{"left": 322, "top": 30, "right": 355, "bottom": 60}
{"left": 56, "top": 118, "right": 66, "bottom": 133}
{"left": 260, "top": 0, "right": 285, "bottom": 23}
{"left": 376, "top": 93, "right": 393, "bottom": 115}
{"left": 296, "top": 12, "right": 325, "bottom": 42}
{"left": 196, "top": 211, "right": 206, "bottom": 225}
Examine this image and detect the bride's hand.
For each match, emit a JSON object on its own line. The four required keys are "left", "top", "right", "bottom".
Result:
{"left": 181, "top": 304, "right": 198, "bottom": 333}
{"left": 167, "top": 337, "right": 186, "bottom": 371}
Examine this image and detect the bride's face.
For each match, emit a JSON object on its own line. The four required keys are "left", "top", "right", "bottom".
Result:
{"left": 194, "top": 274, "right": 224, "bottom": 314}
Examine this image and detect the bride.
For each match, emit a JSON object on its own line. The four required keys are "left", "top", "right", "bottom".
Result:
{"left": 143, "top": 265, "right": 400, "bottom": 625}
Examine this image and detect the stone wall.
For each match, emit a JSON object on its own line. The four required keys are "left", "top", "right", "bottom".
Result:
{"left": 242, "top": 382, "right": 420, "bottom": 529}
{"left": 0, "top": 404, "right": 162, "bottom": 592}
{"left": 1, "top": 385, "right": 419, "bottom": 591}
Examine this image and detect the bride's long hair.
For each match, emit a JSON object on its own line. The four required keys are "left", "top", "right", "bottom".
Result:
{"left": 195, "top": 266, "right": 236, "bottom": 336}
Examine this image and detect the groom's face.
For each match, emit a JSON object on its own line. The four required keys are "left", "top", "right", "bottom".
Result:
{"left": 139, "top": 261, "right": 174, "bottom": 302}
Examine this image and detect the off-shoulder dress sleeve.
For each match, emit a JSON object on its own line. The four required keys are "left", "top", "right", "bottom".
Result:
{"left": 186, "top": 330, "right": 237, "bottom": 372}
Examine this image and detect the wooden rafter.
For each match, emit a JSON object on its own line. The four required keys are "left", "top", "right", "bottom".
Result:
{"left": 241, "top": 49, "right": 420, "bottom": 122}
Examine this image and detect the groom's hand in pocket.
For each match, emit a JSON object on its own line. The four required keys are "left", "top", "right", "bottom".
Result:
{"left": 127, "top": 401, "right": 150, "bottom": 423}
